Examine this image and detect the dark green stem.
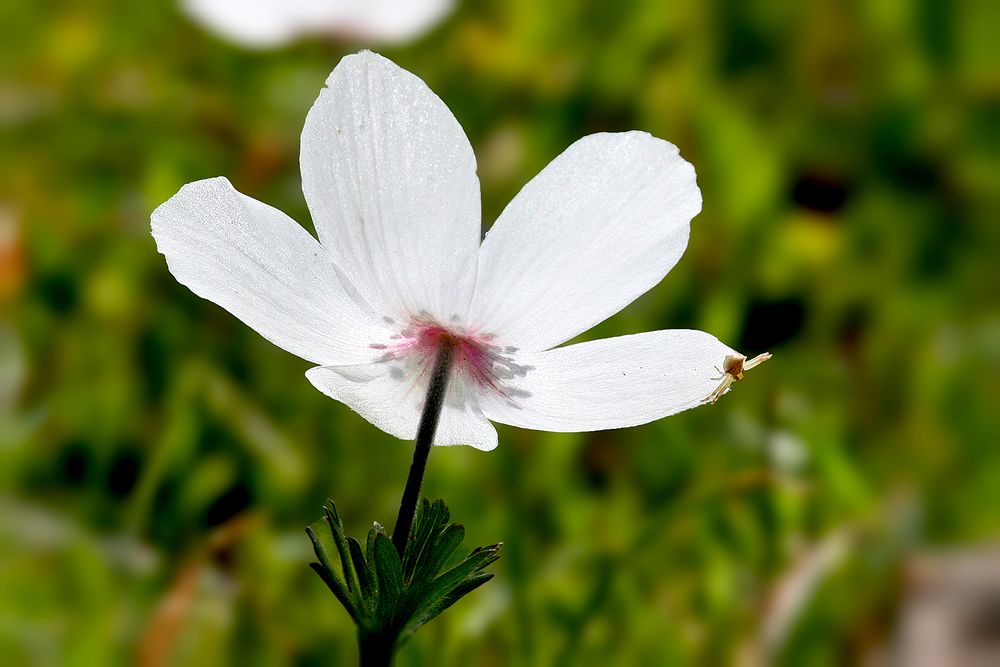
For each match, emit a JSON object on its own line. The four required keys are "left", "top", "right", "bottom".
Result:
{"left": 359, "top": 630, "right": 395, "bottom": 667}
{"left": 392, "top": 338, "right": 456, "bottom": 558}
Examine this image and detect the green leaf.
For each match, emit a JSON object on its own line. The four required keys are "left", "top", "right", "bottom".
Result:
{"left": 366, "top": 522, "right": 381, "bottom": 574}
{"left": 305, "top": 523, "right": 353, "bottom": 615}
{"left": 401, "top": 498, "right": 433, "bottom": 581}
{"left": 348, "top": 536, "right": 377, "bottom": 608}
{"left": 373, "top": 532, "right": 404, "bottom": 626}
{"left": 399, "top": 562, "right": 500, "bottom": 641}
{"left": 309, "top": 498, "right": 501, "bottom": 651}
{"left": 442, "top": 570, "right": 495, "bottom": 603}
{"left": 417, "top": 570, "right": 495, "bottom": 626}
{"left": 324, "top": 502, "right": 361, "bottom": 601}
{"left": 308, "top": 562, "right": 358, "bottom": 622}
{"left": 412, "top": 522, "right": 465, "bottom": 585}
{"left": 402, "top": 498, "right": 449, "bottom": 583}
{"left": 399, "top": 542, "right": 502, "bottom": 642}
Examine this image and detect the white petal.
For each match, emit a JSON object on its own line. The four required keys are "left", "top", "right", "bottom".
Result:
{"left": 151, "top": 177, "right": 384, "bottom": 366}
{"left": 301, "top": 51, "right": 481, "bottom": 327}
{"left": 478, "top": 330, "right": 738, "bottom": 431}
{"left": 183, "top": 0, "right": 453, "bottom": 48}
{"left": 306, "top": 363, "right": 497, "bottom": 450}
{"left": 182, "top": 0, "right": 302, "bottom": 47}
{"left": 330, "top": 0, "right": 454, "bottom": 43}
{"left": 469, "top": 132, "right": 701, "bottom": 351}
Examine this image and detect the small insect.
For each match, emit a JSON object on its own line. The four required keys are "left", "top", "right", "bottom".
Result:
{"left": 703, "top": 352, "right": 772, "bottom": 404}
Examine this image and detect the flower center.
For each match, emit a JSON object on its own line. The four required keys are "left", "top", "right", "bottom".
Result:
{"left": 370, "top": 318, "right": 527, "bottom": 401}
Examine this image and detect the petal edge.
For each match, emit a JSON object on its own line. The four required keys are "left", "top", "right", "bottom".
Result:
{"left": 151, "top": 177, "right": 382, "bottom": 366}
{"left": 301, "top": 51, "right": 482, "bottom": 327}
{"left": 479, "top": 330, "right": 739, "bottom": 431}
{"left": 470, "top": 132, "right": 701, "bottom": 351}
{"left": 306, "top": 363, "right": 498, "bottom": 450}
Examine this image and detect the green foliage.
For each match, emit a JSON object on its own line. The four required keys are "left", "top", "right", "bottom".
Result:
{"left": 307, "top": 499, "right": 500, "bottom": 655}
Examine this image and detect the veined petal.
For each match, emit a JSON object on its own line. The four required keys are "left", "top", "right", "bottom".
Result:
{"left": 301, "top": 51, "right": 481, "bottom": 327}
{"left": 478, "top": 330, "right": 738, "bottom": 431}
{"left": 306, "top": 363, "right": 498, "bottom": 450}
{"left": 151, "top": 177, "right": 384, "bottom": 366}
{"left": 469, "top": 132, "right": 701, "bottom": 351}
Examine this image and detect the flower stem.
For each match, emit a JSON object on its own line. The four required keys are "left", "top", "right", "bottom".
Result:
{"left": 392, "top": 338, "right": 456, "bottom": 558}
{"left": 359, "top": 630, "right": 395, "bottom": 667}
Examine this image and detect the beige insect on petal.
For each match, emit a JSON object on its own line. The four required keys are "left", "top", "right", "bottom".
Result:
{"left": 703, "top": 352, "right": 772, "bottom": 404}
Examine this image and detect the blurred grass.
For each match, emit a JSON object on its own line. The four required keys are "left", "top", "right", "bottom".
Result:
{"left": 2, "top": 0, "right": 999, "bottom": 665}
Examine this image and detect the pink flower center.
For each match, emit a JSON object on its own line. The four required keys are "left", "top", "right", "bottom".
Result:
{"left": 370, "top": 318, "right": 527, "bottom": 400}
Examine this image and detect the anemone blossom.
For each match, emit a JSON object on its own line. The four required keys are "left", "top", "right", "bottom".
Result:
{"left": 152, "top": 51, "right": 768, "bottom": 452}
{"left": 182, "top": 0, "right": 454, "bottom": 48}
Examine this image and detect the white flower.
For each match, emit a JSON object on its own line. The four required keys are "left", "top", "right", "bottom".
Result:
{"left": 152, "top": 51, "right": 764, "bottom": 452}
{"left": 182, "top": 0, "right": 454, "bottom": 49}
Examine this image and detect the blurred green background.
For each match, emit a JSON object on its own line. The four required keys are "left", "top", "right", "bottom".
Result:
{"left": 3, "top": 1, "right": 1000, "bottom": 665}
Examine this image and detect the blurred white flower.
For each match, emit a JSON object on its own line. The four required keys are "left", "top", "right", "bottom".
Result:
{"left": 767, "top": 430, "right": 809, "bottom": 473}
{"left": 182, "top": 0, "right": 454, "bottom": 48}
{"left": 152, "top": 52, "right": 763, "bottom": 451}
